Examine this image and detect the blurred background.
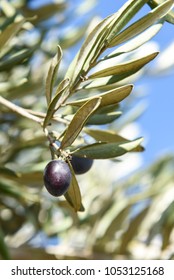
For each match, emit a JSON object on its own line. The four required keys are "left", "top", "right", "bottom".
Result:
{"left": 0, "top": 0, "right": 174, "bottom": 260}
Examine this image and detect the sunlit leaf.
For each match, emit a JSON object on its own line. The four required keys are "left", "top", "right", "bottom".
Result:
{"left": 89, "top": 52, "right": 158, "bottom": 78}
{"left": 85, "top": 128, "right": 144, "bottom": 152}
{"left": 60, "top": 97, "right": 101, "bottom": 149}
{"left": 22, "top": 3, "right": 66, "bottom": 23}
{"left": 71, "top": 138, "right": 143, "bottom": 159}
{"left": 108, "top": 0, "right": 174, "bottom": 47}
{"left": 43, "top": 78, "right": 70, "bottom": 128}
{"left": 104, "top": 22, "right": 163, "bottom": 60}
{"left": 147, "top": 0, "right": 174, "bottom": 24}
{"left": 67, "top": 85, "right": 133, "bottom": 107}
{"left": 87, "top": 111, "right": 122, "bottom": 125}
{"left": 106, "top": 0, "right": 148, "bottom": 43}
{"left": 0, "top": 18, "right": 25, "bottom": 56}
{"left": 64, "top": 162, "right": 84, "bottom": 212}
{"left": 45, "top": 45, "right": 63, "bottom": 104}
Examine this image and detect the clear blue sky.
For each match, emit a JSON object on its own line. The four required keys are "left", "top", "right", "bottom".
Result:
{"left": 95, "top": 0, "right": 174, "bottom": 165}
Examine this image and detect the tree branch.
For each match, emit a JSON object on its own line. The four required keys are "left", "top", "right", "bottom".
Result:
{"left": 0, "top": 96, "right": 43, "bottom": 124}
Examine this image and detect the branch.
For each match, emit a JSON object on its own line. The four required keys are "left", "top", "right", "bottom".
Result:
{"left": 0, "top": 96, "right": 43, "bottom": 124}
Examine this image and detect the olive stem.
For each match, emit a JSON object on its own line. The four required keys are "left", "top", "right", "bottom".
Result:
{"left": 0, "top": 96, "right": 43, "bottom": 124}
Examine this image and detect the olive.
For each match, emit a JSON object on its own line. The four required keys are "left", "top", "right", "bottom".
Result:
{"left": 71, "top": 155, "right": 93, "bottom": 175}
{"left": 43, "top": 160, "right": 71, "bottom": 196}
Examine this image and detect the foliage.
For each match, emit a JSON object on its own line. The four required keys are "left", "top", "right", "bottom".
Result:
{"left": 0, "top": 0, "right": 174, "bottom": 259}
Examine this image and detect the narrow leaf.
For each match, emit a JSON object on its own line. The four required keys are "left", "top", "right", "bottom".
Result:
{"left": 71, "top": 138, "right": 143, "bottom": 159}
{"left": 106, "top": 0, "right": 148, "bottom": 43}
{"left": 87, "top": 111, "right": 122, "bottom": 125}
{"left": 85, "top": 128, "right": 144, "bottom": 152}
{"left": 45, "top": 45, "right": 62, "bottom": 104}
{"left": 109, "top": 0, "right": 174, "bottom": 47}
{"left": 0, "top": 18, "right": 25, "bottom": 53}
{"left": 64, "top": 162, "right": 83, "bottom": 212}
{"left": 61, "top": 97, "right": 101, "bottom": 149}
{"left": 67, "top": 85, "right": 133, "bottom": 107}
{"left": 43, "top": 78, "right": 70, "bottom": 128}
{"left": 105, "top": 22, "right": 163, "bottom": 60}
{"left": 89, "top": 52, "right": 158, "bottom": 79}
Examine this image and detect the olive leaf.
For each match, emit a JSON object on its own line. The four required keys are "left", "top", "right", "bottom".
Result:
{"left": 108, "top": 0, "right": 174, "bottom": 47}
{"left": 85, "top": 128, "right": 144, "bottom": 152}
{"left": 60, "top": 97, "right": 101, "bottom": 149}
{"left": 104, "top": 22, "right": 163, "bottom": 60}
{"left": 43, "top": 78, "right": 70, "bottom": 128}
{"left": 0, "top": 47, "right": 36, "bottom": 72}
{"left": 64, "top": 162, "right": 84, "bottom": 212}
{"left": 147, "top": 0, "right": 174, "bottom": 24}
{"left": 0, "top": 18, "right": 25, "bottom": 56}
{"left": 67, "top": 84, "right": 133, "bottom": 108}
{"left": 71, "top": 137, "right": 143, "bottom": 159}
{"left": 106, "top": 0, "right": 148, "bottom": 44}
{"left": 89, "top": 52, "right": 158, "bottom": 79}
{"left": 87, "top": 111, "right": 122, "bottom": 125}
{"left": 45, "top": 45, "right": 63, "bottom": 105}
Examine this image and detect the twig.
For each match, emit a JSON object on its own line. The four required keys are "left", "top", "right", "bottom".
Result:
{"left": 0, "top": 95, "right": 43, "bottom": 124}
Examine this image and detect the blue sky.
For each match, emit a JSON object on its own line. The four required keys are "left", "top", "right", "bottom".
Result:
{"left": 95, "top": 0, "right": 174, "bottom": 165}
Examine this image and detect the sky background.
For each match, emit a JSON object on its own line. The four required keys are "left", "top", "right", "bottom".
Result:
{"left": 95, "top": 0, "right": 174, "bottom": 166}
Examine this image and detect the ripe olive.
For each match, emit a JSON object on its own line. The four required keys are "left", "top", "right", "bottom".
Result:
{"left": 71, "top": 155, "right": 93, "bottom": 175}
{"left": 43, "top": 160, "right": 72, "bottom": 196}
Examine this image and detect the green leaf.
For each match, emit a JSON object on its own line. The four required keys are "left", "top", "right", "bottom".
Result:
{"left": 64, "top": 162, "right": 84, "bottom": 212}
{"left": 69, "top": 14, "right": 115, "bottom": 86}
{"left": 67, "top": 84, "right": 133, "bottom": 107}
{"left": 22, "top": 3, "right": 66, "bottom": 23}
{"left": 118, "top": 207, "right": 149, "bottom": 254}
{"left": 60, "top": 97, "right": 101, "bottom": 149}
{"left": 147, "top": 0, "right": 174, "bottom": 24}
{"left": 0, "top": 166, "right": 20, "bottom": 179}
{"left": 71, "top": 137, "right": 144, "bottom": 159}
{"left": 85, "top": 128, "right": 144, "bottom": 152}
{"left": 0, "top": 48, "right": 35, "bottom": 72}
{"left": 104, "top": 22, "right": 163, "bottom": 60}
{"left": 43, "top": 78, "right": 70, "bottom": 128}
{"left": 89, "top": 52, "right": 158, "bottom": 79}
{"left": 45, "top": 45, "right": 63, "bottom": 105}
{"left": 0, "top": 18, "right": 25, "bottom": 55}
{"left": 108, "top": 0, "right": 174, "bottom": 47}
{"left": 87, "top": 111, "right": 122, "bottom": 125}
{"left": 0, "top": 227, "right": 10, "bottom": 260}
{"left": 106, "top": 0, "right": 148, "bottom": 43}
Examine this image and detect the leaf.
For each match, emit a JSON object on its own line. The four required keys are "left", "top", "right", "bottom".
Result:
{"left": 71, "top": 137, "right": 144, "bottom": 159}
{"left": 0, "top": 48, "right": 35, "bottom": 72}
{"left": 43, "top": 78, "right": 70, "bottom": 128}
{"left": 87, "top": 111, "right": 122, "bottom": 125}
{"left": 108, "top": 0, "right": 174, "bottom": 47}
{"left": 85, "top": 128, "right": 144, "bottom": 152}
{"left": 89, "top": 52, "right": 158, "bottom": 79}
{"left": 105, "top": 22, "right": 163, "bottom": 60}
{"left": 67, "top": 85, "right": 133, "bottom": 107}
{"left": 22, "top": 3, "right": 66, "bottom": 23}
{"left": 0, "top": 18, "right": 25, "bottom": 55}
{"left": 45, "top": 45, "right": 63, "bottom": 104}
{"left": 0, "top": 228, "right": 10, "bottom": 260}
{"left": 0, "top": 166, "right": 20, "bottom": 179}
{"left": 64, "top": 162, "right": 84, "bottom": 212}
{"left": 60, "top": 97, "right": 101, "bottom": 149}
{"left": 147, "top": 0, "right": 174, "bottom": 24}
{"left": 118, "top": 207, "right": 149, "bottom": 254}
{"left": 106, "top": 0, "right": 148, "bottom": 43}
{"left": 69, "top": 14, "right": 115, "bottom": 85}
